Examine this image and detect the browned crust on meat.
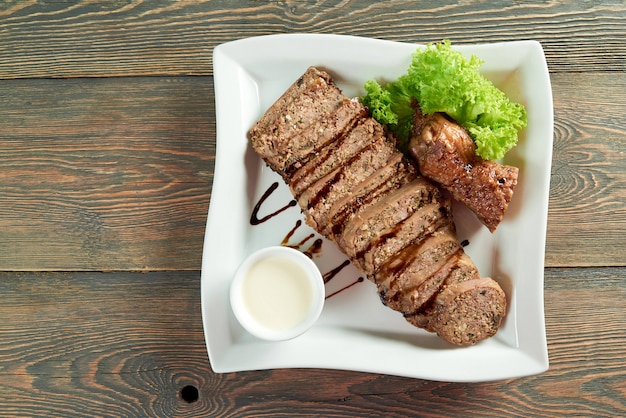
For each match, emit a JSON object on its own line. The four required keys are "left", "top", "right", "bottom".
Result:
{"left": 405, "top": 252, "right": 481, "bottom": 331}
{"left": 362, "top": 200, "right": 453, "bottom": 275}
{"left": 249, "top": 67, "right": 333, "bottom": 138}
{"left": 299, "top": 131, "right": 397, "bottom": 232}
{"left": 249, "top": 67, "right": 349, "bottom": 177}
{"left": 338, "top": 177, "right": 439, "bottom": 264}
{"left": 409, "top": 107, "right": 518, "bottom": 232}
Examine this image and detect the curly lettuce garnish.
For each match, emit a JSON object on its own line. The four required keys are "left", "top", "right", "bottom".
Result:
{"left": 361, "top": 40, "right": 527, "bottom": 160}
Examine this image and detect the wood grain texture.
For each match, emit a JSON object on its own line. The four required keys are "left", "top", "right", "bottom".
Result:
{"left": 0, "top": 0, "right": 624, "bottom": 79}
{"left": 547, "top": 72, "right": 626, "bottom": 267}
{"left": 1, "top": 72, "right": 624, "bottom": 270}
{"left": 0, "top": 268, "right": 624, "bottom": 417}
{"left": 0, "top": 76, "right": 214, "bottom": 271}
{"left": 0, "top": 2, "right": 624, "bottom": 416}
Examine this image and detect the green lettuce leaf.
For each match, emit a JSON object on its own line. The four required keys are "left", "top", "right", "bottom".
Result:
{"left": 361, "top": 39, "right": 527, "bottom": 160}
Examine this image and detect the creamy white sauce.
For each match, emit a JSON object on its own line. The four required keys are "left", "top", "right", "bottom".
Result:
{"left": 242, "top": 256, "right": 314, "bottom": 331}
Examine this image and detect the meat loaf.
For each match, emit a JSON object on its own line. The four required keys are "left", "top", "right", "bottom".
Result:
{"left": 406, "top": 276, "right": 507, "bottom": 346}
{"left": 338, "top": 177, "right": 442, "bottom": 273}
{"left": 249, "top": 68, "right": 364, "bottom": 178}
{"left": 362, "top": 200, "right": 455, "bottom": 276}
{"left": 327, "top": 152, "right": 418, "bottom": 241}
{"left": 298, "top": 128, "right": 397, "bottom": 232}
{"left": 289, "top": 116, "right": 383, "bottom": 198}
{"left": 373, "top": 224, "right": 462, "bottom": 314}
{"left": 247, "top": 67, "right": 507, "bottom": 346}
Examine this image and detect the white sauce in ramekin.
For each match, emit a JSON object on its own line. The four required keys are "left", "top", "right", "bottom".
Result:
{"left": 230, "top": 246, "right": 324, "bottom": 341}
{"left": 242, "top": 256, "right": 314, "bottom": 330}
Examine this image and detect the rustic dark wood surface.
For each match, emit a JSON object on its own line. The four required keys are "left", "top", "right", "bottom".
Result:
{"left": 1, "top": 1, "right": 624, "bottom": 417}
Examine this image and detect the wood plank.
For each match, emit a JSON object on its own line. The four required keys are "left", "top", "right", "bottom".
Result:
{"left": 547, "top": 73, "right": 626, "bottom": 267}
{"left": 0, "top": 77, "right": 214, "bottom": 271}
{"left": 0, "top": 1, "right": 624, "bottom": 79}
{"left": 0, "top": 72, "right": 624, "bottom": 270}
{"left": 0, "top": 268, "right": 624, "bottom": 417}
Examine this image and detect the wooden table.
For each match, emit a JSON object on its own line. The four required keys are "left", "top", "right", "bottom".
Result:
{"left": 1, "top": 1, "right": 624, "bottom": 416}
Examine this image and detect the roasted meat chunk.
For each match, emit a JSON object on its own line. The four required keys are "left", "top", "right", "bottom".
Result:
{"left": 409, "top": 106, "right": 518, "bottom": 232}
{"left": 248, "top": 67, "right": 507, "bottom": 346}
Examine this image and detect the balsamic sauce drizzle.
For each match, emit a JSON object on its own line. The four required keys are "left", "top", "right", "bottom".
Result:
{"left": 325, "top": 277, "right": 365, "bottom": 300}
{"left": 281, "top": 219, "right": 323, "bottom": 259}
{"left": 250, "top": 182, "right": 297, "bottom": 225}
{"left": 251, "top": 181, "right": 363, "bottom": 298}
{"left": 281, "top": 220, "right": 316, "bottom": 249}
{"left": 322, "top": 260, "right": 350, "bottom": 284}
{"left": 303, "top": 238, "right": 323, "bottom": 259}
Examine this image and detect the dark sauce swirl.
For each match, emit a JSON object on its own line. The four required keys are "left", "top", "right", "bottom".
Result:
{"left": 303, "top": 238, "right": 323, "bottom": 258}
{"left": 281, "top": 220, "right": 315, "bottom": 249}
{"left": 323, "top": 260, "right": 350, "bottom": 284}
{"left": 250, "top": 182, "right": 297, "bottom": 225}
{"left": 325, "top": 277, "right": 365, "bottom": 300}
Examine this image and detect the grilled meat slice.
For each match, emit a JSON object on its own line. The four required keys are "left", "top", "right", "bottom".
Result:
{"left": 409, "top": 106, "right": 519, "bottom": 232}
{"left": 282, "top": 98, "right": 369, "bottom": 180}
{"left": 249, "top": 66, "right": 332, "bottom": 139}
{"left": 247, "top": 67, "right": 507, "bottom": 346}
{"left": 405, "top": 251, "right": 480, "bottom": 330}
{"left": 406, "top": 252, "right": 506, "bottom": 346}
{"left": 363, "top": 200, "right": 455, "bottom": 277}
{"left": 373, "top": 223, "right": 462, "bottom": 314}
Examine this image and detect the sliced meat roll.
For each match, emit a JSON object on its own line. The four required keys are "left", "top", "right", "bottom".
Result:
{"left": 406, "top": 275, "right": 507, "bottom": 347}
{"left": 373, "top": 224, "right": 462, "bottom": 314}
{"left": 326, "top": 153, "right": 418, "bottom": 241}
{"left": 247, "top": 66, "right": 507, "bottom": 346}
{"left": 290, "top": 116, "right": 384, "bottom": 199}
{"left": 298, "top": 128, "right": 397, "bottom": 232}
{"left": 250, "top": 68, "right": 364, "bottom": 179}
{"left": 338, "top": 177, "right": 443, "bottom": 274}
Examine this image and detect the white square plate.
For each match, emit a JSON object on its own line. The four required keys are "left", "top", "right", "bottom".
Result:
{"left": 201, "top": 34, "right": 552, "bottom": 382}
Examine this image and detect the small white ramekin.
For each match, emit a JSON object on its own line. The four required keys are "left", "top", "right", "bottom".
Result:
{"left": 230, "top": 246, "right": 325, "bottom": 341}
